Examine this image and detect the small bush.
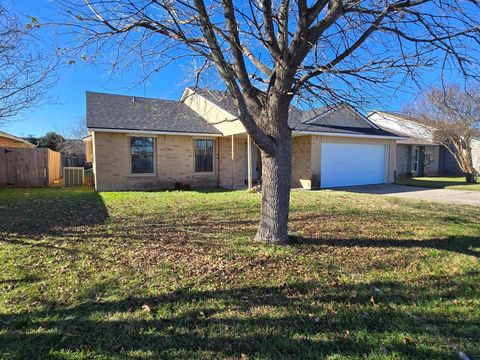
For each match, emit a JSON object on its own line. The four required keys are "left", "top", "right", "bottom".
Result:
{"left": 174, "top": 181, "right": 191, "bottom": 191}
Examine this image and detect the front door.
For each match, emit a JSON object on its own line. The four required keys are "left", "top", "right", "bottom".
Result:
{"left": 245, "top": 145, "right": 261, "bottom": 183}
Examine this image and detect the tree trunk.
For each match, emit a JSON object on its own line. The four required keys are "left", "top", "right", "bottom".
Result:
{"left": 254, "top": 97, "right": 292, "bottom": 244}
{"left": 465, "top": 172, "right": 477, "bottom": 183}
{"left": 255, "top": 137, "right": 292, "bottom": 244}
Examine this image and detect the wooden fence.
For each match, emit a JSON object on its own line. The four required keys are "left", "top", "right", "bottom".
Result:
{"left": 0, "top": 147, "right": 62, "bottom": 188}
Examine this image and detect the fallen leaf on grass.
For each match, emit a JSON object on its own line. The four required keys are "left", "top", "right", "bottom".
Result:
{"left": 404, "top": 336, "right": 416, "bottom": 346}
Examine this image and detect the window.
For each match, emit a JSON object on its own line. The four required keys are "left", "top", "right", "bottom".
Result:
{"left": 195, "top": 139, "right": 214, "bottom": 173}
{"left": 413, "top": 147, "right": 419, "bottom": 172}
{"left": 130, "top": 137, "right": 154, "bottom": 174}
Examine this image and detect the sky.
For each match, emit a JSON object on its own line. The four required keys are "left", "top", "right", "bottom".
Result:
{"left": 2, "top": 0, "right": 191, "bottom": 138}
{"left": 0, "top": 0, "right": 453, "bottom": 138}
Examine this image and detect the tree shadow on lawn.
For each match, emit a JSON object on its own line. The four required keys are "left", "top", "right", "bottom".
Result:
{"left": 0, "top": 189, "right": 109, "bottom": 237}
{"left": 293, "top": 235, "right": 480, "bottom": 259}
{"left": 1, "top": 274, "right": 478, "bottom": 359}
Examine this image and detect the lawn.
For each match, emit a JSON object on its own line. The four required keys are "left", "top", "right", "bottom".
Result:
{"left": 397, "top": 176, "right": 480, "bottom": 191}
{"left": 0, "top": 188, "right": 479, "bottom": 359}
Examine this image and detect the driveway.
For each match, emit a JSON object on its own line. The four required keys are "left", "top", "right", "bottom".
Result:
{"left": 334, "top": 184, "right": 480, "bottom": 207}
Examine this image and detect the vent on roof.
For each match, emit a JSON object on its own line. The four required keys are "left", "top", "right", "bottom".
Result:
{"left": 64, "top": 167, "right": 84, "bottom": 187}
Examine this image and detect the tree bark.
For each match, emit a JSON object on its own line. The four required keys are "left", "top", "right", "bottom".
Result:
{"left": 255, "top": 137, "right": 292, "bottom": 244}
{"left": 465, "top": 172, "right": 477, "bottom": 183}
{"left": 255, "top": 97, "right": 292, "bottom": 244}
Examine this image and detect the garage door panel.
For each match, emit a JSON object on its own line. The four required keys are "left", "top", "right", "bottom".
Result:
{"left": 321, "top": 143, "right": 386, "bottom": 188}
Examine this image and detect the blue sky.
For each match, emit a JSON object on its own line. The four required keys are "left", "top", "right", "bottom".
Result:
{"left": 2, "top": 0, "right": 447, "bottom": 138}
{"left": 2, "top": 0, "right": 191, "bottom": 137}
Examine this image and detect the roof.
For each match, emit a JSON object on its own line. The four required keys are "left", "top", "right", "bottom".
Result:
{"left": 86, "top": 92, "right": 222, "bottom": 135}
{"left": 0, "top": 131, "right": 35, "bottom": 147}
{"left": 191, "top": 89, "right": 399, "bottom": 138}
{"left": 86, "top": 89, "right": 399, "bottom": 139}
{"left": 367, "top": 111, "right": 433, "bottom": 142}
{"left": 288, "top": 105, "right": 397, "bottom": 137}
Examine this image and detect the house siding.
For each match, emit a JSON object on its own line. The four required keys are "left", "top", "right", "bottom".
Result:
{"left": 396, "top": 144, "right": 410, "bottom": 178}
{"left": 440, "top": 147, "right": 463, "bottom": 175}
{"left": 218, "top": 136, "right": 247, "bottom": 189}
{"left": 84, "top": 138, "right": 93, "bottom": 163}
{"left": 92, "top": 132, "right": 397, "bottom": 191}
{"left": 397, "top": 144, "right": 444, "bottom": 178}
{"left": 424, "top": 145, "right": 440, "bottom": 176}
{"left": 309, "top": 106, "right": 371, "bottom": 128}
{"left": 0, "top": 136, "right": 33, "bottom": 148}
{"left": 472, "top": 139, "right": 480, "bottom": 173}
{"left": 182, "top": 90, "right": 245, "bottom": 136}
{"left": 93, "top": 132, "right": 218, "bottom": 191}
{"left": 291, "top": 136, "right": 312, "bottom": 188}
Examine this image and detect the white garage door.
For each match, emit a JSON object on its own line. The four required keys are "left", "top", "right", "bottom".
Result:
{"left": 321, "top": 143, "right": 386, "bottom": 188}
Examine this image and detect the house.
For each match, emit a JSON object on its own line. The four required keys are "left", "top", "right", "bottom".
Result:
{"left": 85, "top": 88, "right": 400, "bottom": 191}
{"left": 0, "top": 131, "right": 35, "bottom": 148}
{"left": 367, "top": 111, "right": 465, "bottom": 178}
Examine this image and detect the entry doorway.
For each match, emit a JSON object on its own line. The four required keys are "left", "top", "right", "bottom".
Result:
{"left": 244, "top": 144, "right": 262, "bottom": 184}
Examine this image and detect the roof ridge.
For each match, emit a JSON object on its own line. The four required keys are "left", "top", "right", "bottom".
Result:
{"left": 86, "top": 91, "right": 182, "bottom": 103}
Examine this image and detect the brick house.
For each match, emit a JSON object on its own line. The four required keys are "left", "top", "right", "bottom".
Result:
{"left": 84, "top": 88, "right": 400, "bottom": 191}
{"left": 367, "top": 111, "right": 472, "bottom": 178}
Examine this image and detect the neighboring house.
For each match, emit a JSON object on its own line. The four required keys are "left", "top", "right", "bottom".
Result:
{"left": 473, "top": 138, "right": 480, "bottom": 173}
{"left": 83, "top": 135, "right": 93, "bottom": 164}
{"left": 368, "top": 111, "right": 464, "bottom": 178}
{"left": 85, "top": 88, "right": 400, "bottom": 191}
{"left": 0, "top": 131, "right": 35, "bottom": 148}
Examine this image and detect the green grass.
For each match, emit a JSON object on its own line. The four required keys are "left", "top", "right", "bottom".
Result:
{"left": 0, "top": 188, "right": 479, "bottom": 359}
{"left": 396, "top": 176, "right": 480, "bottom": 191}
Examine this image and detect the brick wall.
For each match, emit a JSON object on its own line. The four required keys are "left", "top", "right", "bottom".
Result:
{"left": 291, "top": 136, "right": 312, "bottom": 188}
{"left": 93, "top": 132, "right": 218, "bottom": 191}
{"left": 424, "top": 145, "right": 440, "bottom": 176}
{"left": 218, "top": 136, "right": 247, "bottom": 189}
{"left": 396, "top": 144, "right": 411, "bottom": 178}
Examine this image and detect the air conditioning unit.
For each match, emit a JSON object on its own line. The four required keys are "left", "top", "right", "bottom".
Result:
{"left": 63, "top": 167, "right": 84, "bottom": 187}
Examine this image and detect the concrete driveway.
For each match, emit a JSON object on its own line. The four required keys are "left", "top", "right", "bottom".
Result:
{"left": 334, "top": 184, "right": 480, "bottom": 207}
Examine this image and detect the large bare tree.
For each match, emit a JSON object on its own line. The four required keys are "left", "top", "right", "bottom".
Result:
{"left": 0, "top": 5, "right": 57, "bottom": 123}
{"left": 59, "top": 0, "right": 480, "bottom": 243}
{"left": 408, "top": 85, "right": 480, "bottom": 183}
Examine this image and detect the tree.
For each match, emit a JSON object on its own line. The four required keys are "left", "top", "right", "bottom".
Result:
{"left": 407, "top": 85, "right": 480, "bottom": 183}
{"left": 38, "top": 131, "right": 65, "bottom": 151}
{"left": 59, "top": 0, "right": 480, "bottom": 243}
{"left": 0, "top": 5, "right": 57, "bottom": 123}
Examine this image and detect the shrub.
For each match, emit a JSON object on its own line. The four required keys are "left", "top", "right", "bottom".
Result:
{"left": 174, "top": 181, "right": 191, "bottom": 191}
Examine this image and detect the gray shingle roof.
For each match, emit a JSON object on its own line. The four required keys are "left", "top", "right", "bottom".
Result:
{"left": 192, "top": 89, "right": 398, "bottom": 137}
{"left": 288, "top": 105, "right": 397, "bottom": 136}
{"left": 86, "top": 89, "right": 399, "bottom": 138}
{"left": 86, "top": 92, "right": 222, "bottom": 135}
